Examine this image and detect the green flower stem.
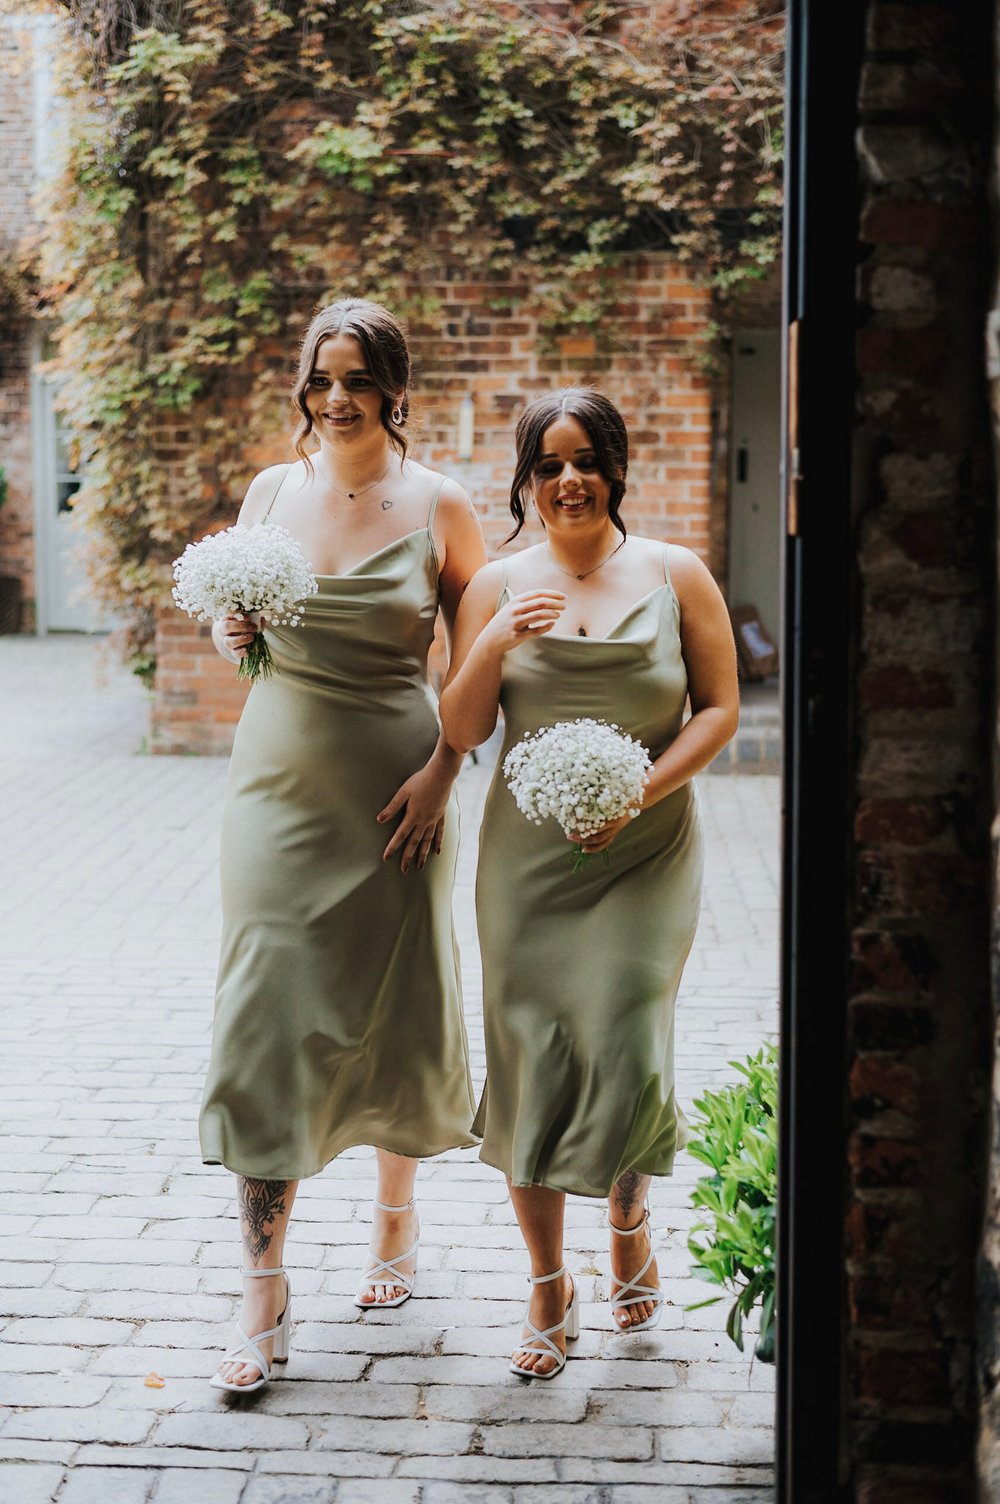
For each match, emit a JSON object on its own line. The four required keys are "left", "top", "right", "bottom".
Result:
{"left": 571, "top": 844, "right": 611, "bottom": 873}
{"left": 236, "top": 630, "right": 274, "bottom": 682}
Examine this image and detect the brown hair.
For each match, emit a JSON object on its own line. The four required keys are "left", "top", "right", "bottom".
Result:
{"left": 507, "top": 388, "right": 629, "bottom": 543}
{"left": 292, "top": 298, "right": 411, "bottom": 466}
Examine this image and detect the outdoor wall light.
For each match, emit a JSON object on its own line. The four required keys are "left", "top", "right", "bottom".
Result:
{"left": 457, "top": 394, "right": 475, "bottom": 461}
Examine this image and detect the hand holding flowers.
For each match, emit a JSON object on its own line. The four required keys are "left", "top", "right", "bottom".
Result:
{"left": 172, "top": 523, "right": 318, "bottom": 682}
{"left": 503, "top": 717, "right": 652, "bottom": 871}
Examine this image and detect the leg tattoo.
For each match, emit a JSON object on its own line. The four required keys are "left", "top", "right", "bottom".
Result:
{"left": 238, "top": 1178, "right": 288, "bottom": 1263}
{"left": 614, "top": 1170, "right": 642, "bottom": 1222}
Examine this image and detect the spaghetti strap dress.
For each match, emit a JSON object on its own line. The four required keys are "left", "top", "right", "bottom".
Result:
{"left": 473, "top": 548, "right": 703, "bottom": 1198}
{"left": 200, "top": 471, "right": 477, "bottom": 1180}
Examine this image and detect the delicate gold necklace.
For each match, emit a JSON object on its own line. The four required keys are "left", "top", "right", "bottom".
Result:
{"left": 546, "top": 537, "right": 626, "bottom": 582}
{"left": 317, "top": 458, "right": 392, "bottom": 501}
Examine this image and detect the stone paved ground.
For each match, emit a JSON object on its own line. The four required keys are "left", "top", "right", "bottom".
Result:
{"left": 0, "top": 637, "right": 779, "bottom": 1504}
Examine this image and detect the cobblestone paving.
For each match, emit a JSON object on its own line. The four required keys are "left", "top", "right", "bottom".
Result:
{"left": 0, "top": 638, "right": 779, "bottom": 1504}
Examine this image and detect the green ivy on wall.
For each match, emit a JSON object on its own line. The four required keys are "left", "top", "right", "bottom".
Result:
{"left": 35, "top": 0, "right": 782, "bottom": 674}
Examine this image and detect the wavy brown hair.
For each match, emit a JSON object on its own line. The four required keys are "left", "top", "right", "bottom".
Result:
{"left": 507, "top": 388, "right": 628, "bottom": 543}
{"left": 292, "top": 298, "right": 411, "bottom": 467}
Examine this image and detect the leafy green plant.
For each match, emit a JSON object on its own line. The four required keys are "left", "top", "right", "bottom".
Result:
{"left": 28, "top": 0, "right": 782, "bottom": 675}
{"left": 686, "top": 1043, "right": 777, "bottom": 1362}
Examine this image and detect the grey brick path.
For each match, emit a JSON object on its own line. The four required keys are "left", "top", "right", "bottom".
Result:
{"left": 0, "top": 638, "right": 778, "bottom": 1504}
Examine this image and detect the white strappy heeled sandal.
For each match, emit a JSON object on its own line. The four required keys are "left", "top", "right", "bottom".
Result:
{"left": 607, "top": 1207, "right": 664, "bottom": 1332}
{"left": 209, "top": 1265, "right": 291, "bottom": 1393}
{"left": 509, "top": 1266, "right": 580, "bottom": 1380}
{"left": 354, "top": 1198, "right": 420, "bottom": 1309}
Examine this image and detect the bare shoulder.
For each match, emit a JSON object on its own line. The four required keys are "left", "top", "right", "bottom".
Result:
{"left": 464, "top": 557, "right": 506, "bottom": 607}
{"left": 434, "top": 473, "right": 479, "bottom": 527}
{"left": 239, "top": 462, "right": 297, "bottom": 525}
{"left": 501, "top": 542, "right": 547, "bottom": 588}
{"left": 664, "top": 544, "right": 730, "bottom": 638}
{"left": 665, "top": 543, "right": 717, "bottom": 594}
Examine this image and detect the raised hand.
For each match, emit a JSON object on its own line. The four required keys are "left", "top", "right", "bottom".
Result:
{"left": 484, "top": 590, "right": 567, "bottom": 654}
{"left": 215, "top": 612, "right": 264, "bottom": 663}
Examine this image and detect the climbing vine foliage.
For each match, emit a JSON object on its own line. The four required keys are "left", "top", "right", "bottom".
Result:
{"left": 35, "top": 0, "right": 782, "bottom": 674}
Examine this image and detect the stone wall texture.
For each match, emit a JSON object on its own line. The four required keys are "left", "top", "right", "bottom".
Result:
{"left": 849, "top": 3, "right": 994, "bottom": 1499}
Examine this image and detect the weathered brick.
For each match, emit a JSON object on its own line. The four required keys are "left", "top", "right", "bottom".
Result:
{"left": 848, "top": 1269, "right": 940, "bottom": 1334}
{"left": 857, "top": 123, "right": 964, "bottom": 184}
{"left": 860, "top": 198, "right": 979, "bottom": 249}
{"left": 866, "top": 3, "right": 956, "bottom": 53}
{"left": 854, "top": 797, "right": 948, "bottom": 846}
{"left": 856, "top": 1343, "right": 951, "bottom": 1406}
{"left": 857, "top": 326, "right": 947, "bottom": 378}
{"left": 859, "top": 666, "right": 955, "bottom": 711}
{"left": 849, "top": 998, "right": 936, "bottom": 1052}
{"left": 856, "top": 849, "right": 983, "bottom": 919}
{"left": 850, "top": 1054, "right": 922, "bottom": 1116}
{"left": 860, "top": 60, "right": 963, "bottom": 114}
{"left": 848, "top": 1133, "right": 923, "bottom": 1189}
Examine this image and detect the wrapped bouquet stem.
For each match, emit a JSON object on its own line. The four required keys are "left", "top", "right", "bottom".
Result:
{"left": 503, "top": 717, "right": 653, "bottom": 872}
{"left": 172, "top": 523, "right": 318, "bottom": 682}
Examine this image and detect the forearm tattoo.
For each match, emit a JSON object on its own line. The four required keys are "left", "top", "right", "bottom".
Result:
{"left": 614, "top": 1170, "right": 643, "bottom": 1221}
{"left": 238, "top": 1178, "right": 288, "bottom": 1263}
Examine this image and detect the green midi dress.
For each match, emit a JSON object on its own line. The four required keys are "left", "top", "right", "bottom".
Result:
{"left": 474, "top": 551, "right": 703, "bottom": 1198}
{"left": 199, "top": 479, "right": 477, "bottom": 1180}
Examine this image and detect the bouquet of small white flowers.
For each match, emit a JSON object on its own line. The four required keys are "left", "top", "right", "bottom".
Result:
{"left": 171, "top": 523, "right": 318, "bottom": 682}
{"left": 503, "top": 717, "right": 652, "bottom": 871}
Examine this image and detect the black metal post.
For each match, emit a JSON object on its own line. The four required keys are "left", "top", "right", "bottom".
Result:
{"left": 777, "top": 2, "right": 865, "bottom": 1498}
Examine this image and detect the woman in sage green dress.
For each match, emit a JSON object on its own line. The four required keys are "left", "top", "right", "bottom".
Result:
{"left": 200, "top": 299, "right": 486, "bottom": 1392}
{"left": 441, "top": 389, "right": 738, "bottom": 1380}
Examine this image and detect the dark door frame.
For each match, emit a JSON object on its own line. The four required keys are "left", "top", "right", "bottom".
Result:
{"left": 777, "top": 2, "right": 866, "bottom": 1498}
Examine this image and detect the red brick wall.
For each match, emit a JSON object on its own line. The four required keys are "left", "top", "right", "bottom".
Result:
{"left": 153, "top": 617, "right": 252, "bottom": 755}
{"left": 151, "top": 258, "right": 719, "bottom": 754}
{"left": 848, "top": 3, "right": 993, "bottom": 1497}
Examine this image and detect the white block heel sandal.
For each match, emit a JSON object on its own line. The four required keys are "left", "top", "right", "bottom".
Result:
{"left": 509, "top": 1267, "right": 579, "bottom": 1380}
{"left": 354, "top": 1198, "right": 420, "bottom": 1309}
{"left": 209, "top": 1266, "right": 291, "bottom": 1393}
{"left": 607, "top": 1208, "right": 664, "bottom": 1332}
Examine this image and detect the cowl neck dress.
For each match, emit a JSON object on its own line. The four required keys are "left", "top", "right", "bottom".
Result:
{"left": 474, "top": 550, "right": 703, "bottom": 1198}
{"left": 199, "top": 475, "right": 477, "bottom": 1179}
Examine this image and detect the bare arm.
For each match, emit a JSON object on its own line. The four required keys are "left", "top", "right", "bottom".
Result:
{"left": 212, "top": 466, "right": 289, "bottom": 664}
{"left": 439, "top": 566, "right": 566, "bottom": 754}
{"left": 419, "top": 481, "right": 489, "bottom": 776}
{"left": 376, "top": 478, "right": 489, "bottom": 870}
{"left": 643, "top": 546, "right": 739, "bottom": 802}
{"left": 576, "top": 549, "right": 739, "bottom": 855}
{"left": 434, "top": 480, "right": 489, "bottom": 651}
{"left": 581, "top": 549, "right": 738, "bottom": 854}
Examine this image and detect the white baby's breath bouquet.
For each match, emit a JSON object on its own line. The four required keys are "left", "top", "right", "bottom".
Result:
{"left": 503, "top": 717, "right": 653, "bottom": 872}
{"left": 172, "top": 524, "right": 318, "bottom": 682}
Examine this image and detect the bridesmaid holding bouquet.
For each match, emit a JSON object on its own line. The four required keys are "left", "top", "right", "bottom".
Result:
{"left": 200, "top": 298, "right": 487, "bottom": 1391}
{"left": 440, "top": 388, "right": 738, "bottom": 1379}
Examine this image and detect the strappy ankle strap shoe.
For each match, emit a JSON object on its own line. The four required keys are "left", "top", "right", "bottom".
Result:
{"left": 509, "top": 1266, "right": 580, "bottom": 1380}
{"left": 354, "top": 1198, "right": 420, "bottom": 1309}
{"left": 209, "top": 1266, "right": 292, "bottom": 1393}
{"left": 607, "top": 1207, "right": 664, "bottom": 1332}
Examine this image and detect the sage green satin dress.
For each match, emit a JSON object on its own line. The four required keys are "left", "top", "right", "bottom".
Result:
{"left": 200, "top": 478, "right": 477, "bottom": 1179}
{"left": 474, "top": 550, "right": 703, "bottom": 1198}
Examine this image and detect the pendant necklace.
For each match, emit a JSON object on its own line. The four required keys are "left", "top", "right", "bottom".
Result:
{"left": 546, "top": 536, "right": 626, "bottom": 582}
{"left": 319, "top": 459, "right": 392, "bottom": 501}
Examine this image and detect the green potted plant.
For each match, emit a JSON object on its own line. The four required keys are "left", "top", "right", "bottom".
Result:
{"left": 686, "top": 1043, "right": 777, "bottom": 1362}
